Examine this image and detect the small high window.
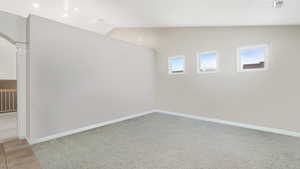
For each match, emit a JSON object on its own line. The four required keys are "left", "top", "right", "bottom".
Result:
{"left": 168, "top": 56, "right": 185, "bottom": 74}
{"left": 238, "top": 45, "right": 268, "bottom": 72}
{"left": 197, "top": 52, "right": 218, "bottom": 73}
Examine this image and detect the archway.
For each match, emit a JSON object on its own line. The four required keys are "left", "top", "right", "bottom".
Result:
{"left": 0, "top": 33, "right": 27, "bottom": 140}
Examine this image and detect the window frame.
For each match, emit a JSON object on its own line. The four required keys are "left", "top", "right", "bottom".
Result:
{"left": 237, "top": 44, "right": 269, "bottom": 72}
{"left": 196, "top": 51, "right": 218, "bottom": 74}
{"left": 168, "top": 55, "right": 186, "bottom": 75}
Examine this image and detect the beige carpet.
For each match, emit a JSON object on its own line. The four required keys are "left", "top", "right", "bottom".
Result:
{"left": 33, "top": 113, "right": 300, "bottom": 169}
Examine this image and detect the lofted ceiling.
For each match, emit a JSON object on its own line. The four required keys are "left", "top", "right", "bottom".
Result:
{"left": 0, "top": 0, "right": 299, "bottom": 35}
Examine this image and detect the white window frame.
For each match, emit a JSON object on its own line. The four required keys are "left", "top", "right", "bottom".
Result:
{"left": 237, "top": 44, "right": 269, "bottom": 72}
{"left": 196, "top": 51, "right": 218, "bottom": 74}
{"left": 168, "top": 55, "right": 186, "bottom": 75}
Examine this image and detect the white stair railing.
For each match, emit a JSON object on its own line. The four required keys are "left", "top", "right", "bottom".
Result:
{"left": 0, "top": 89, "right": 17, "bottom": 113}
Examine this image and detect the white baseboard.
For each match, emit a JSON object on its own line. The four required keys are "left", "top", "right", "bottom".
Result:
{"left": 29, "top": 110, "right": 155, "bottom": 145}
{"left": 28, "top": 109, "right": 300, "bottom": 145}
{"left": 154, "top": 110, "right": 300, "bottom": 138}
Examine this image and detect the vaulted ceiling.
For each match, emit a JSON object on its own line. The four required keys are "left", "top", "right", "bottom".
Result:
{"left": 1, "top": 0, "right": 299, "bottom": 34}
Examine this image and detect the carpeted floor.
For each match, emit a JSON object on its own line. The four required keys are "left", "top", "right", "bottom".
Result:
{"left": 33, "top": 113, "right": 300, "bottom": 169}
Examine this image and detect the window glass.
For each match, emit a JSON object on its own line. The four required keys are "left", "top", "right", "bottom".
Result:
{"left": 168, "top": 56, "right": 185, "bottom": 74}
{"left": 198, "top": 52, "right": 217, "bottom": 73}
{"left": 239, "top": 46, "right": 267, "bottom": 71}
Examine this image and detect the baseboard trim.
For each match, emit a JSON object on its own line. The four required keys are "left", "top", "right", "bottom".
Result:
{"left": 28, "top": 109, "right": 300, "bottom": 145}
{"left": 154, "top": 110, "right": 300, "bottom": 138}
{"left": 29, "top": 110, "right": 155, "bottom": 145}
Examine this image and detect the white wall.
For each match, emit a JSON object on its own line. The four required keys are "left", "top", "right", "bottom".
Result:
{"left": 0, "top": 11, "right": 25, "bottom": 80}
{"left": 0, "top": 37, "right": 16, "bottom": 80}
{"left": 111, "top": 26, "right": 300, "bottom": 133}
{"left": 28, "top": 15, "right": 156, "bottom": 140}
{"left": 0, "top": 11, "right": 27, "bottom": 43}
{"left": 109, "top": 28, "right": 159, "bottom": 49}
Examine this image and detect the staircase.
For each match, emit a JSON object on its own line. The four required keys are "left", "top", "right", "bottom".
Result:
{"left": 0, "top": 139, "right": 42, "bottom": 169}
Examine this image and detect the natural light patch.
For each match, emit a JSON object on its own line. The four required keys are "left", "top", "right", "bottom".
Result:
{"left": 168, "top": 56, "right": 185, "bottom": 74}
{"left": 238, "top": 45, "right": 268, "bottom": 71}
{"left": 198, "top": 52, "right": 217, "bottom": 73}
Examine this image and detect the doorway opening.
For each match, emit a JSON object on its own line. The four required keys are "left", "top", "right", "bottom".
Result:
{"left": 0, "top": 35, "right": 17, "bottom": 142}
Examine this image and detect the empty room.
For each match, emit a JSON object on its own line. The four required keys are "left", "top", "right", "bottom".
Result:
{"left": 0, "top": 0, "right": 300, "bottom": 169}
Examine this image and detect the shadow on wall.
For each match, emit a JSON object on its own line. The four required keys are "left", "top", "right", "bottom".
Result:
{"left": 0, "top": 10, "right": 27, "bottom": 44}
